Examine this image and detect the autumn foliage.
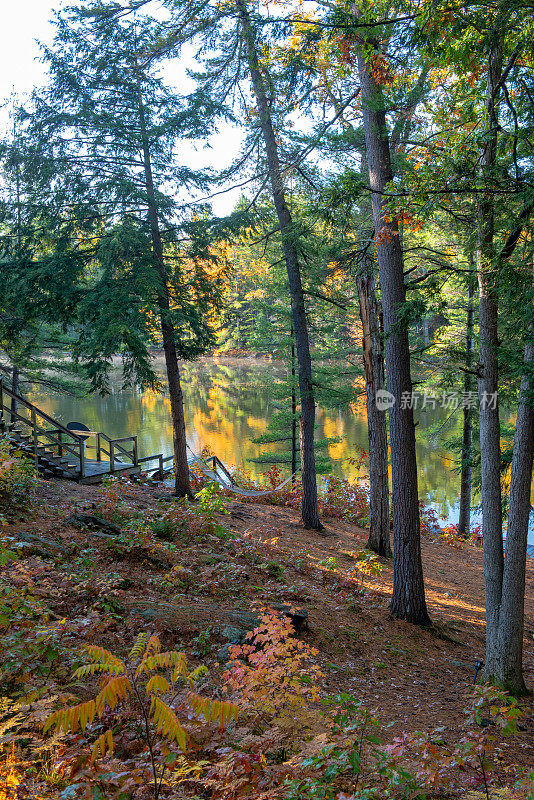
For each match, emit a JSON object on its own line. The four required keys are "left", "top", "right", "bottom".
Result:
{"left": 224, "top": 607, "right": 323, "bottom": 729}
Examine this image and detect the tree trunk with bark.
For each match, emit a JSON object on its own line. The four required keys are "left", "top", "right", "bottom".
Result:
{"left": 476, "top": 41, "right": 505, "bottom": 678}
{"left": 291, "top": 331, "right": 297, "bottom": 485}
{"left": 458, "top": 275, "right": 475, "bottom": 537}
{"left": 496, "top": 336, "right": 534, "bottom": 694}
{"left": 357, "top": 44, "right": 430, "bottom": 624}
{"left": 356, "top": 255, "right": 391, "bottom": 557}
{"left": 475, "top": 40, "right": 534, "bottom": 692}
{"left": 237, "top": 0, "right": 321, "bottom": 529}
{"left": 135, "top": 65, "right": 193, "bottom": 499}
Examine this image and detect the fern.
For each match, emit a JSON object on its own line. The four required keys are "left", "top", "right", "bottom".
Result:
{"left": 44, "top": 633, "right": 239, "bottom": 800}
{"left": 91, "top": 728, "right": 114, "bottom": 762}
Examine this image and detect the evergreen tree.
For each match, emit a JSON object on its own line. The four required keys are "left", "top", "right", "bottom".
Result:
{"left": 17, "top": 2, "right": 225, "bottom": 496}
{"left": 0, "top": 117, "right": 88, "bottom": 405}
{"left": 398, "top": 0, "right": 534, "bottom": 688}
{"left": 159, "top": 0, "right": 324, "bottom": 527}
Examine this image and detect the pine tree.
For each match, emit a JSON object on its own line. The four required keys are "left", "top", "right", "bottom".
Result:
{"left": 158, "top": 0, "right": 324, "bottom": 527}
{"left": 18, "top": 2, "right": 224, "bottom": 496}
{"left": 0, "top": 118, "right": 88, "bottom": 405}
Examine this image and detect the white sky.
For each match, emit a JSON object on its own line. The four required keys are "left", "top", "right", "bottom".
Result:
{"left": 0, "top": 1, "right": 60, "bottom": 103}
{"left": 0, "top": 0, "right": 243, "bottom": 215}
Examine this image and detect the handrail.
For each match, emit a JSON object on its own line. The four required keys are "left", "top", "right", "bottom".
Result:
{"left": 211, "top": 455, "right": 235, "bottom": 485}
{"left": 0, "top": 379, "right": 82, "bottom": 441}
{"left": 1, "top": 379, "right": 232, "bottom": 484}
{"left": 1, "top": 405, "right": 82, "bottom": 462}
{"left": 137, "top": 454, "right": 173, "bottom": 465}
{"left": 34, "top": 427, "right": 84, "bottom": 462}
{"left": 137, "top": 454, "right": 161, "bottom": 464}
{"left": 113, "top": 441, "right": 134, "bottom": 458}
{"left": 99, "top": 432, "right": 134, "bottom": 445}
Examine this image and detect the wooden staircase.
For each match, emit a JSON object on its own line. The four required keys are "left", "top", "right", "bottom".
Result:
{"left": 0, "top": 379, "right": 142, "bottom": 484}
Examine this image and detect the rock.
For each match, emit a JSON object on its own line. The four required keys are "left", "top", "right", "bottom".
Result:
{"left": 12, "top": 531, "right": 68, "bottom": 559}
{"left": 271, "top": 604, "right": 309, "bottom": 631}
{"left": 66, "top": 514, "right": 121, "bottom": 535}
{"left": 225, "top": 610, "right": 261, "bottom": 630}
{"left": 139, "top": 608, "right": 167, "bottom": 624}
{"left": 197, "top": 554, "right": 224, "bottom": 565}
{"left": 220, "top": 625, "right": 246, "bottom": 644}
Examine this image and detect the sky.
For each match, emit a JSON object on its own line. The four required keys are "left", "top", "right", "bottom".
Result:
{"left": 0, "top": 1, "right": 60, "bottom": 104}
{"left": 0, "top": 0, "right": 244, "bottom": 215}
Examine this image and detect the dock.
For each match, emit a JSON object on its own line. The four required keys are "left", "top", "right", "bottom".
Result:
{"left": 0, "top": 379, "right": 172, "bottom": 484}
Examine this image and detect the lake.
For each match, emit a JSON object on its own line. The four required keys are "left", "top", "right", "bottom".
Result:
{"left": 27, "top": 355, "right": 533, "bottom": 545}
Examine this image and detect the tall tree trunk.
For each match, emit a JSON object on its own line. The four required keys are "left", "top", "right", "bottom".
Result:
{"left": 458, "top": 274, "right": 475, "bottom": 537}
{"left": 475, "top": 38, "right": 534, "bottom": 692}
{"left": 356, "top": 254, "right": 391, "bottom": 557}
{"left": 357, "top": 44, "right": 430, "bottom": 624}
{"left": 495, "top": 335, "right": 534, "bottom": 694}
{"left": 291, "top": 330, "right": 297, "bottom": 485}
{"left": 135, "top": 66, "right": 193, "bottom": 498}
{"left": 237, "top": 0, "right": 321, "bottom": 529}
{"left": 476, "top": 41, "right": 504, "bottom": 677}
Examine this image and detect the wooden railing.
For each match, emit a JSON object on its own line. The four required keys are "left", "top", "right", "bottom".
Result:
{"left": 0, "top": 378, "right": 86, "bottom": 475}
{"left": 0, "top": 379, "right": 233, "bottom": 484}
{"left": 136, "top": 453, "right": 174, "bottom": 479}
{"left": 133, "top": 453, "right": 235, "bottom": 484}
{"left": 0, "top": 379, "right": 139, "bottom": 478}
{"left": 208, "top": 455, "right": 235, "bottom": 485}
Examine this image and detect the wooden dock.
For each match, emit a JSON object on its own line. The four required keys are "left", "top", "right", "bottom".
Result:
{"left": 0, "top": 379, "right": 171, "bottom": 484}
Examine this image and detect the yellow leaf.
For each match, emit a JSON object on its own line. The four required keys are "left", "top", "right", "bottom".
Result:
{"left": 146, "top": 675, "right": 170, "bottom": 695}
{"left": 91, "top": 729, "right": 114, "bottom": 763}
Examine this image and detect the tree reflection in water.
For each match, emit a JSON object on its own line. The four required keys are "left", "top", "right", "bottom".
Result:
{"left": 29, "top": 356, "right": 466, "bottom": 525}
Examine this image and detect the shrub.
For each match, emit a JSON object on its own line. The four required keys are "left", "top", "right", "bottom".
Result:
{"left": 45, "top": 633, "right": 239, "bottom": 799}
{"left": 319, "top": 475, "right": 370, "bottom": 524}
{"left": 92, "top": 475, "right": 138, "bottom": 525}
{"left": 350, "top": 550, "right": 384, "bottom": 589}
{"left": 151, "top": 518, "right": 176, "bottom": 541}
{"left": 225, "top": 465, "right": 370, "bottom": 525}
{"left": 153, "top": 486, "right": 232, "bottom": 541}
{"left": 0, "top": 438, "right": 37, "bottom": 522}
{"left": 386, "top": 684, "right": 522, "bottom": 797}
{"left": 224, "top": 607, "right": 323, "bottom": 732}
{"left": 419, "top": 501, "right": 442, "bottom": 537}
{"left": 284, "top": 693, "right": 421, "bottom": 800}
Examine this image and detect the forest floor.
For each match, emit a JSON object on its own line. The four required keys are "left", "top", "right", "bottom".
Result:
{"left": 1, "top": 476, "right": 533, "bottom": 799}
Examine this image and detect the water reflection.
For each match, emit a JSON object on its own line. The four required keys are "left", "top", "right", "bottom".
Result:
{"left": 26, "top": 356, "right": 483, "bottom": 528}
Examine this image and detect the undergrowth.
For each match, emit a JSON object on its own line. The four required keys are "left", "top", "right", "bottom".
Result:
{"left": 0, "top": 438, "right": 37, "bottom": 524}
{"left": 0, "top": 476, "right": 532, "bottom": 800}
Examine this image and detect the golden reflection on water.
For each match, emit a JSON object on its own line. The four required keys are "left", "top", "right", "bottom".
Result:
{"left": 28, "top": 356, "right": 463, "bottom": 522}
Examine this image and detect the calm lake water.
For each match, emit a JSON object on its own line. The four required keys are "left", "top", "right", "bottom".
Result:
{"left": 27, "top": 356, "right": 533, "bottom": 545}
